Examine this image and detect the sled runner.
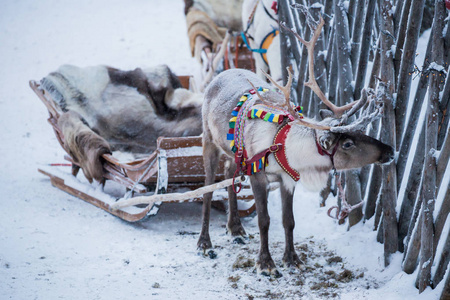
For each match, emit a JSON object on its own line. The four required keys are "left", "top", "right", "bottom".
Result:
{"left": 30, "top": 78, "right": 255, "bottom": 222}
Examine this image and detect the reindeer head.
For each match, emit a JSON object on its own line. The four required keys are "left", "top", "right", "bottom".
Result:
{"left": 258, "top": 16, "right": 394, "bottom": 170}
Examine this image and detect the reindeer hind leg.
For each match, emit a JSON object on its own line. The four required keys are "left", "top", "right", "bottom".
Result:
{"left": 197, "top": 137, "right": 221, "bottom": 255}
{"left": 280, "top": 184, "right": 303, "bottom": 270}
{"left": 224, "top": 160, "right": 247, "bottom": 244}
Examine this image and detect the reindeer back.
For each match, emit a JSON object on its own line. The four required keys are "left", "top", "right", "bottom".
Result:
{"left": 202, "top": 69, "right": 273, "bottom": 154}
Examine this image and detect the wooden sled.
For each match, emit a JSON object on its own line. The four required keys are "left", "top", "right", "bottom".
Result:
{"left": 30, "top": 78, "right": 256, "bottom": 222}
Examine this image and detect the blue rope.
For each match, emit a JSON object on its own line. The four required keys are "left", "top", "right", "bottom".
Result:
{"left": 240, "top": 32, "right": 267, "bottom": 54}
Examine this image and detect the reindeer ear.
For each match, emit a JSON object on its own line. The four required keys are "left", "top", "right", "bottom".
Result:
{"left": 319, "top": 132, "right": 336, "bottom": 150}
{"left": 319, "top": 109, "right": 334, "bottom": 120}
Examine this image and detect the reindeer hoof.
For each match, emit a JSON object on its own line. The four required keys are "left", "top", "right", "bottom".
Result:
{"left": 257, "top": 261, "right": 283, "bottom": 278}
{"left": 197, "top": 249, "right": 217, "bottom": 259}
{"left": 259, "top": 268, "right": 283, "bottom": 278}
{"left": 282, "top": 253, "right": 304, "bottom": 269}
{"left": 226, "top": 220, "right": 247, "bottom": 238}
{"left": 197, "top": 237, "right": 212, "bottom": 251}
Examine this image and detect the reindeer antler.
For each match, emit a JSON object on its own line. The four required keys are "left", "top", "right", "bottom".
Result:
{"left": 280, "top": 17, "right": 358, "bottom": 118}
{"left": 259, "top": 13, "right": 380, "bottom": 133}
{"left": 330, "top": 90, "right": 383, "bottom": 133}
{"left": 260, "top": 67, "right": 298, "bottom": 118}
{"left": 261, "top": 67, "right": 332, "bottom": 131}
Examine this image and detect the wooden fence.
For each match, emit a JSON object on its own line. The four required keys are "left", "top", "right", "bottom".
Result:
{"left": 278, "top": 0, "right": 449, "bottom": 296}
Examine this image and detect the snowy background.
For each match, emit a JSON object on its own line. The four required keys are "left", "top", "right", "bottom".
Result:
{"left": 0, "top": 0, "right": 445, "bottom": 299}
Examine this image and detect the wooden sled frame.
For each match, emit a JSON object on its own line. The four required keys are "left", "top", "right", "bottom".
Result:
{"left": 30, "top": 77, "right": 255, "bottom": 222}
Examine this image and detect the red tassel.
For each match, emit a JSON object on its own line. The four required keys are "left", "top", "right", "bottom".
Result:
{"left": 271, "top": 1, "right": 278, "bottom": 14}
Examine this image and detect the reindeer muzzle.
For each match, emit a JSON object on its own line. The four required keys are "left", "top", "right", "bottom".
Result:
{"left": 378, "top": 145, "right": 395, "bottom": 165}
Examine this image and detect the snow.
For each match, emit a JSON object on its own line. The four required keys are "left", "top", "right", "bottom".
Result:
{"left": 310, "top": 3, "right": 324, "bottom": 9}
{"left": 431, "top": 214, "right": 450, "bottom": 278}
{"left": 427, "top": 62, "right": 448, "bottom": 74}
{"left": 434, "top": 158, "right": 450, "bottom": 221}
{"left": 396, "top": 92, "right": 427, "bottom": 217}
{"left": 319, "top": 50, "right": 328, "bottom": 61}
{"left": 0, "top": 1, "right": 445, "bottom": 299}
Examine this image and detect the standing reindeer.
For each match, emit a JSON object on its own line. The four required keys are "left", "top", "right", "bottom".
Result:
{"left": 241, "top": 0, "right": 282, "bottom": 82}
{"left": 198, "top": 17, "right": 394, "bottom": 277}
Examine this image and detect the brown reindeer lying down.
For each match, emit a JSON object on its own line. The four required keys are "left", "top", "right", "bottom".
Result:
{"left": 58, "top": 111, "right": 111, "bottom": 183}
{"left": 41, "top": 64, "right": 203, "bottom": 154}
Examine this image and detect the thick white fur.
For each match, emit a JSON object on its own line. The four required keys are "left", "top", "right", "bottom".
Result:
{"left": 53, "top": 65, "right": 110, "bottom": 105}
{"left": 241, "top": 0, "right": 282, "bottom": 82}
{"left": 44, "top": 64, "right": 203, "bottom": 153}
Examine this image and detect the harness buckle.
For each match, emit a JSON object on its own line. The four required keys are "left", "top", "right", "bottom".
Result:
{"left": 269, "top": 144, "right": 280, "bottom": 153}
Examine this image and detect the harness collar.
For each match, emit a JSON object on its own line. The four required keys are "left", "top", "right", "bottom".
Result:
{"left": 229, "top": 88, "right": 304, "bottom": 188}
{"left": 273, "top": 123, "right": 300, "bottom": 181}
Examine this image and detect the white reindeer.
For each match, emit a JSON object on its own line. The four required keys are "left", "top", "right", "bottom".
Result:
{"left": 198, "top": 17, "right": 394, "bottom": 277}
{"left": 241, "top": 0, "right": 282, "bottom": 82}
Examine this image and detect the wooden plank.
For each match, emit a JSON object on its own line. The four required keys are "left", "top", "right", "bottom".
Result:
{"left": 38, "top": 168, "right": 256, "bottom": 221}
{"left": 38, "top": 168, "right": 153, "bottom": 222}
{"left": 157, "top": 136, "right": 202, "bottom": 149}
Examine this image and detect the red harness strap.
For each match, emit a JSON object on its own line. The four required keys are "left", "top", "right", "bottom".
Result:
{"left": 273, "top": 123, "right": 300, "bottom": 181}
{"left": 243, "top": 122, "right": 300, "bottom": 181}
{"left": 244, "top": 143, "right": 283, "bottom": 175}
{"left": 233, "top": 122, "right": 300, "bottom": 188}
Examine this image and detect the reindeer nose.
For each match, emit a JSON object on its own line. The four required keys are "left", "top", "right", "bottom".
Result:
{"left": 379, "top": 146, "right": 395, "bottom": 164}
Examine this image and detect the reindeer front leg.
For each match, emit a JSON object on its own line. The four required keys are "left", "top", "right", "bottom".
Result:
{"left": 251, "top": 173, "right": 282, "bottom": 278}
{"left": 280, "top": 184, "right": 302, "bottom": 269}
{"left": 225, "top": 161, "right": 247, "bottom": 242}
{"left": 198, "top": 140, "right": 221, "bottom": 252}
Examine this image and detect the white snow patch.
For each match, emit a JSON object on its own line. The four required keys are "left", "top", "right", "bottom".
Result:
{"left": 434, "top": 158, "right": 450, "bottom": 221}
{"left": 427, "top": 62, "right": 447, "bottom": 74}
{"left": 431, "top": 214, "right": 450, "bottom": 278}
{"left": 310, "top": 2, "right": 324, "bottom": 9}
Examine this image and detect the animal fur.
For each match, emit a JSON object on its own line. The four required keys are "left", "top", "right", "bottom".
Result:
{"left": 41, "top": 64, "right": 203, "bottom": 154}
{"left": 242, "top": 0, "right": 282, "bottom": 82}
{"left": 185, "top": 0, "right": 244, "bottom": 31}
{"left": 58, "top": 111, "right": 111, "bottom": 183}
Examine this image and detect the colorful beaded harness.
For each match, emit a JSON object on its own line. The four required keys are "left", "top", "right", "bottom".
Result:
{"left": 227, "top": 87, "right": 304, "bottom": 190}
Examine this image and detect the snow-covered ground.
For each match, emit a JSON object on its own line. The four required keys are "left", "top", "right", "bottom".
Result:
{"left": 0, "top": 0, "right": 445, "bottom": 299}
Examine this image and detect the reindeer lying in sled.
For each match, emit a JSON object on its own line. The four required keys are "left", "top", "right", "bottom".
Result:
{"left": 32, "top": 64, "right": 256, "bottom": 221}
{"left": 198, "top": 17, "right": 394, "bottom": 277}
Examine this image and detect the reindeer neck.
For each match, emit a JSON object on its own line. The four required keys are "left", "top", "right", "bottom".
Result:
{"left": 285, "top": 123, "right": 333, "bottom": 170}
{"left": 284, "top": 123, "right": 334, "bottom": 191}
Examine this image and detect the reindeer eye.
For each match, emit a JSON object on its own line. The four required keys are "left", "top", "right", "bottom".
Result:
{"left": 342, "top": 140, "right": 355, "bottom": 149}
